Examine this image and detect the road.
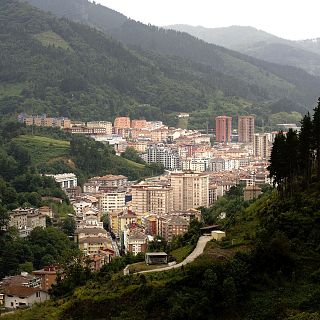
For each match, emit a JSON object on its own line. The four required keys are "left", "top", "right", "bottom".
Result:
{"left": 136, "top": 235, "right": 211, "bottom": 274}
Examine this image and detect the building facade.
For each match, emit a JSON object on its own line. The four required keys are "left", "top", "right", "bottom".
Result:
{"left": 131, "top": 184, "right": 173, "bottom": 216}
{"left": 238, "top": 115, "right": 255, "bottom": 143}
{"left": 170, "top": 171, "right": 209, "bottom": 210}
{"left": 215, "top": 116, "right": 232, "bottom": 143}
{"left": 253, "top": 133, "right": 269, "bottom": 159}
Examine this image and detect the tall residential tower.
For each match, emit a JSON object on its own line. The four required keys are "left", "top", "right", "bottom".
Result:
{"left": 238, "top": 115, "right": 255, "bottom": 143}
{"left": 215, "top": 116, "right": 232, "bottom": 143}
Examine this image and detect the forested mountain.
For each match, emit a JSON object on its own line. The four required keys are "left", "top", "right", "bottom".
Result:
{"left": 166, "top": 25, "right": 285, "bottom": 51}
{"left": 167, "top": 25, "right": 320, "bottom": 77}
{"left": 19, "top": 0, "right": 320, "bottom": 120}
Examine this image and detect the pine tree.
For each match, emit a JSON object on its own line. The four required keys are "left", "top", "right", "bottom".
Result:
{"left": 285, "top": 129, "right": 299, "bottom": 195}
{"left": 312, "top": 98, "right": 320, "bottom": 179}
{"left": 298, "top": 113, "right": 313, "bottom": 186}
{"left": 268, "top": 132, "right": 287, "bottom": 194}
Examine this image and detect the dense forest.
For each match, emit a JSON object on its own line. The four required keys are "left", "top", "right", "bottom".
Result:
{"left": 0, "top": 0, "right": 318, "bottom": 129}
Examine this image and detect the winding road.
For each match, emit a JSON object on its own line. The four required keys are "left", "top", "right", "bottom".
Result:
{"left": 136, "top": 235, "right": 212, "bottom": 274}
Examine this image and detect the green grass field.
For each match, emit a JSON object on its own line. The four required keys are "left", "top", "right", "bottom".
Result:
{"left": 14, "top": 135, "right": 70, "bottom": 165}
{"left": 34, "top": 31, "right": 72, "bottom": 50}
{"left": 0, "top": 83, "right": 24, "bottom": 97}
{"left": 171, "top": 244, "right": 194, "bottom": 263}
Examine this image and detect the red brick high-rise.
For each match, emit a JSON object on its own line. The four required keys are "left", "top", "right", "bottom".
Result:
{"left": 215, "top": 116, "right": 232, "bottom": 143}
{"left": 238, "top": 115, "right": 255, "bottom": 143}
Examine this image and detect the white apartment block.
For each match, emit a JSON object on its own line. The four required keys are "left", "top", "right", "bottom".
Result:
{"left": 253, "top": 133, "right": 270, "bottom": 159}
{"left": 146, "top": 144, "right": 180, "bottom": 170}
{"left": 181, "top": 158, "right": 210, "bottom": 172}
{"left": 99, "top": 192, "right": 126, "bottom": 213}
{"left": 46, "top": 173, "right": 77, "bottom": 189}
{"left": 170, "top": 171, "right": 209, "bottom": 211}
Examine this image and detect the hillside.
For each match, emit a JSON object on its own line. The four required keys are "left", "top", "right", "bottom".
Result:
{"left": 10, "top": 131, "right": 161, "bottom": 182}
{"left": 20, "top": 0, "right": 320, "bottom": 115}
{"left": 3, "top": 181, "right": 320, "bottom": 320}
{"left": 167, "top": 25, "right": 320, "bottom": 77}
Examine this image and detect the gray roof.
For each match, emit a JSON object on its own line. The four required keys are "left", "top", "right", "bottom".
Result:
{"left": 145, "top": 252, "right": 167, "bottom": 256}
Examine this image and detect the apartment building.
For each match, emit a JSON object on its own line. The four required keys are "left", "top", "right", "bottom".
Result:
{"left": 86, "top": 121, "right": 113, "bottom": 135}
{"left": 170, "top": 171, "right": 209, "bottom": 210}
{"left": 146, "top": 144, "right": 180, "bottom": 170}
{"left": 46, "top": 173, "right": 77, "bottom": 189}
{"left": 215, "top": 116, "right": 232, "bottom": 143}
{"left": 18, "top": 114, "right": 71, "bottom": 129}
{"left": 124, "top": 225, "right": 148, "bottom": 255}
{"left": 238, "top": 115, "right": 255, "bottom": 143}
{"left": 131, "top": 183, "right": 173, "bottom": 216}
{"left": 161, "top": 216, "right": 189, "bottom": 242}
{"left": 99, "top": 191, "right": 126, "bottom": 213}
{"left": 88, "top": 175, "right": 128, "bottom": 188}
{"left": 32, "top": 266, "right": 61, "bottom": 291}
{"left": 114, "top": 117, "right": 131, "bottom": 131}
{"left": 9, "top": 208, "right": 46, "bottom": 237}
{"left": 253, "top": 133, "right": 269, "bottom": 159}
{"left": 150, "top": 128, "right": 169, "bottom": 143}
{"left": 131, "top": 119, "right": 148, "bottom": 129}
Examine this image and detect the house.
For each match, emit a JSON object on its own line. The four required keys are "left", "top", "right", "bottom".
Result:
{"left": 9, "top": 208, "right": 46, "bottom": 237}
{"left": 32, "top": 265, "right": 62, "bottom": 291}
{"left": 0, "top": 272, "right": 49, "bottom": 309}
{"left": 4, "top": 286, "right": 49, "bottom": 309}
{"left": 78, "top": 236, "right": 111, "bottom": 255}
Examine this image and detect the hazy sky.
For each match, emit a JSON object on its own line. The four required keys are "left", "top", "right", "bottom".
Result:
{"left": 97, "top": 0, "right": 320, "bottom": 40}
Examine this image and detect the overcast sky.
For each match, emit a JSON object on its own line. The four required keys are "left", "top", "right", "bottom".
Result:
{"left": 97, "top": 0, "right": 320, "bottom": 40}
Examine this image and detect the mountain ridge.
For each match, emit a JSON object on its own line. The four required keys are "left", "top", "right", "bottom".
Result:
{"left": 166, "top": 24, "right": 320, "bottom": 77}
{"left": 0, "top": 0, "right": 317, "bottom": 129}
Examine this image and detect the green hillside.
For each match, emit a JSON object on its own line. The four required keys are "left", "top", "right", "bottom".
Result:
{"left": 10, "top": 132, "right": 162, "bottom": 182}
{"left": 13, "top": 135, "right": 70, "bottom": 165}
{"left": 24, "top": 0, "right": 320, "bottom": 109}
{"left": 0, "top": 0, "right": 316, "bottom": 130}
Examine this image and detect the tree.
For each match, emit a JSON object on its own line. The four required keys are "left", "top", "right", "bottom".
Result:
{"left": 61, "top": 216, "right": 76, "bottom": 237}
{"left": 0, "top": 204, "right": 9, "bottom": 231}
{"left": 121, "top": 147, "right": 145, "bottom": 164}
{"left": 313, "top": 98, "right": 320, "bottom": 178}
{"left": 298, "top": 113, "right": 313, "bottom": 186}
{"left": 268, "top": 132, "right": 287, "bottom": 194}
{"left": 285, "top": 129, "right": 299, "bottom": 195}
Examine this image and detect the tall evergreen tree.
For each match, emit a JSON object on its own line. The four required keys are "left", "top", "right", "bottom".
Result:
{"left": 313, "top": 98, "right": 320, "bottom": 178}
{"left": 284, "top": 129, "right": 299, "bottom": 195}
{"left": 298, "top": 113, "right": 313, "bottom": 185}
{"left": 268, "top": 132, "right": 287, "bottom": 194}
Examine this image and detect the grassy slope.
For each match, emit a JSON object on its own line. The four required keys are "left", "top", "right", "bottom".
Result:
{"left": 13, "top": 134, "right": 147, "bottom": 178}
{"left": 14, "top": 135, "right": 70, "bottom": 165}
{"left": 34, "top": 31, "right": 72, "bottom": 50}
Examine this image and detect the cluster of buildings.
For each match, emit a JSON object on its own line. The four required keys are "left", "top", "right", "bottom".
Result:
{"left": 8, "top": 207, "right": 52, "bottom": 237}
{"left": 17, "top": 113, "right": 275, "bottom": 260}
{"left": 66, "top": 171, "right": 208, "bottom": 259}
{"left": 18, "top": 113, "right": 71, "bottom": 129}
